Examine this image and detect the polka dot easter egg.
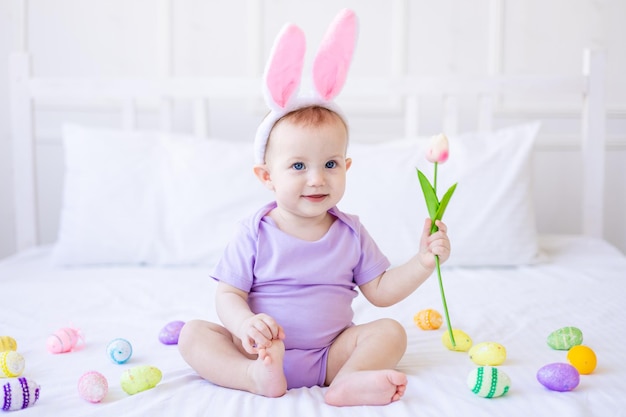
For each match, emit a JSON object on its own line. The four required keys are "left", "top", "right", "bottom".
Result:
{"left": 120, "top": 365, "right": 162, "bottom": 395}
{"left": 159, "top": 320, "right": 185, "bottom": 345}
{"left": 467, "top": 366, "right": 511, "bottom": 398}
{"left": 0, "top": 336, "right": 17, "bottom": 352}
{"left": 442, "top": 329, "right": 473, "bottom": 352}
{"left": 1, "top": 377, "right": 40, "bottom": 411}
{"left": 468, "top": 342, "right": 507, "bottom": 366}
{"left": 414, "top": 309, "right": 443, "bottom": 330}
{"left": 107, "top": 338, "right": 133, "bottom": 364}
{"left": 78, "top": 371, "right": 108, "bottom": 403}
{"left": 567, "top": 345, "right": 597, "bottom": 374}
{"left": 537, "top": 363, "right": 580, "bottom": 392}
{"left": 547, "top": 326, "right": 583, "bottom": 350}
{"left": 0, "top": 351, "right": 25, "bottom": 378}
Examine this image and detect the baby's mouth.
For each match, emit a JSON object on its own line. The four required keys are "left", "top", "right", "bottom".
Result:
{"left": 303, "top": 194, "right": 328, "bottom": 202}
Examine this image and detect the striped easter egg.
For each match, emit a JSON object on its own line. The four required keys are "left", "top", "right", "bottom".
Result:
{"left": 1, "top": 377, "right": 40, "bottom": 411}
{"left": 0, "top": 351, "right": 25, "bottom": 378}
{"left": 547, "top": 326, "right": 583, "bottom": 350}
{"left": 467, "top": 366, "right": 511, "bottom": 398}
{"left": 414, "top": 309, "right": 443, "bottom": 330}
{"left": 0, "top": 337, "right": 17, "bottom": 352}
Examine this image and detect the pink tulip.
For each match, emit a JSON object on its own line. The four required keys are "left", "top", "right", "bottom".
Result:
{"left": 426, "top": 133, "right": 449, "bottom": 163}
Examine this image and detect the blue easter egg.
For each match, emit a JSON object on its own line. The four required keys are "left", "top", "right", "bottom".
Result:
{"left": 107, "top": 338, "right": 133, "bottom": 364}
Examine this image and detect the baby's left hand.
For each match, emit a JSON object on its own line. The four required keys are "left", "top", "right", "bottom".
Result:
{"left": 418, "top": 219, "right": 451, "bottom": 270}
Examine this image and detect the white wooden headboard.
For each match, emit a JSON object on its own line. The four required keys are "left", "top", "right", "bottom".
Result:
{"left": 9, "top": 49, "right": 606, "bottom": 252}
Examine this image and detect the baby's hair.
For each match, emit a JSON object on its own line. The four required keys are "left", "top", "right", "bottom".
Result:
{"left": 263, "top": 106, "right": 349, "bottom": 163}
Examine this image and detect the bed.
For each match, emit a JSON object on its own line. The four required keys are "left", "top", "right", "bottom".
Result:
{"left": 4, "top": 42, "right": 626, "bottom": 416}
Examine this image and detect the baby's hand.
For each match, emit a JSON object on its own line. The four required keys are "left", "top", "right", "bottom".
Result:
{"left": 238, "top": 313, "right": 285, "bottom": 355}
{"left": 418, "top": 219, "right": 451, "bottom": 270}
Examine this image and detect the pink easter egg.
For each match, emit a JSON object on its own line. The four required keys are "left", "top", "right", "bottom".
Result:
{"left": 46, "top": 327, "right": 81, "bottom": 354}
{"left": 78, "top": 371, "right": 108, "bottom": 403}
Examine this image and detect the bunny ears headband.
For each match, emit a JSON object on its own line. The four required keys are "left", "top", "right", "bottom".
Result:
{"left": 253, "top": 8, "right": 359, "bottom": 164}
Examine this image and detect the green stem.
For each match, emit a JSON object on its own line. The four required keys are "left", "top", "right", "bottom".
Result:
{"left": 433, "top": 161, "right": 455, "bottom": 347}
{"left": 436, "top": 255, "right": 455, "bottom": 347}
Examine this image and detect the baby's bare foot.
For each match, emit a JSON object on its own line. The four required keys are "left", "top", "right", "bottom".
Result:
{"left": 324, "top": 370, "right": 407, "bottom": 406}
{"left": 248, "top": 339, "right": 287, "bottom": 398}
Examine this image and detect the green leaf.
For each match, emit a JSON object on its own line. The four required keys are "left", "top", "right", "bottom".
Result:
{"left": 416, "top": 169, "right": 439, "bottom": 220}
{"left": 430, "top": 183, "right": 457, "bottom": 234}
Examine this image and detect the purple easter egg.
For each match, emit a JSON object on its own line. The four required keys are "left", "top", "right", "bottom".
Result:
{"left": 158, "top": 320, "right": 185, "bottom": 345}
{"left": 537, "top": 363, "right": 580, "bottom": 392}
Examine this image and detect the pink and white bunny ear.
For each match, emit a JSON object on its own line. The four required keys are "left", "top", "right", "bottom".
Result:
{"left": 312, "top": 9, "right": 358, "bottom": 101}
{"left": 263, "top": 24, "right": 306, "bottom": 110}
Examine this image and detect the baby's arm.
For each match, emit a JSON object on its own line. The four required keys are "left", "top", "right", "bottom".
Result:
{"left": 215, "top": 282, "right": 285, "bottom": 354}
{"left": 359, "top": 218, "right": 450, "bottom": 307}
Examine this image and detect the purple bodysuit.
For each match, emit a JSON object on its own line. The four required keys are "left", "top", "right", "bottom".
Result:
{"left": 211, "top": 201, "right": 390, "bottom": 389}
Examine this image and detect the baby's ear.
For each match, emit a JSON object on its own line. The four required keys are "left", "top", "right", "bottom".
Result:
{"left": 253, "top": 164, "right": 274, "bottom": 190}
{"left": 262, "top": 24, "right": 306, "bottom": 110}
{"left": 312, "top": 9, "right": 358, "bottom": 101}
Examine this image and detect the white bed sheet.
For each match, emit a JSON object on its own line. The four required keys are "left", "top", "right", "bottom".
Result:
{"left": 1, "top": 235, "right": 625, "bottom": 417}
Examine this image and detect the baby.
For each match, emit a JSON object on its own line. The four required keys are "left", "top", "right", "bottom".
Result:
{"left": 178, "top": 105, "right": 451, "bottom": 406}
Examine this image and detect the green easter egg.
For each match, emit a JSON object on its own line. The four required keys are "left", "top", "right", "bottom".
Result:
{"left": 120, "top": 365, "right": 162, "bottom": 395}
{"left": 547, "top": 326, "right": 583, "bottom": 350}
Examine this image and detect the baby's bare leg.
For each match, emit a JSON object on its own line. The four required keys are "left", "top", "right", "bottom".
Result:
{"left": 324, "top": 318, "right": 408, "bottom": 406}
{"left": 178, "top": 319, "right": 287, "bottom": 398}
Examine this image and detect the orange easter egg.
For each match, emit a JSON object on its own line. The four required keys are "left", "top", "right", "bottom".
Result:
{"left": 414, "top": 309, "right": 443, "bottom": 330}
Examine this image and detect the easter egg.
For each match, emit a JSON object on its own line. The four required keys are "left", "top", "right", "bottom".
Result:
{"left": 1, "top": 377, "right": 40, "bottom": 411}
{"left": 0, "top": 351, "right": 25, "bottom": 378}
{"left": 442, "top": 329, "right": 473, "bottom": 352}
{"left": 414, "top": 309, "right": 442, "bottom": 330}
{"left": 547, "top": 326, "right": 583, "bottom": 350}
{"left": 467, "top": 366, "right": 511, "bottom": 398}
{"left": 567, "top": 345, "right": 597, "bottom": 374}
{"left": 107, "top": 338, "right": 133, "bottom": 364}
{"left": 120, "top": 365, "right": 162, "bottom": 395}
{"left": 159, "top": 320, "right": 185, "bottom": 345}
{"left": 78, "top": 371, "right": 108, "bottom": 403}
{"left": 468, "top": 342, "right": 507, "bottom": 366}
{"left": 0, "top": 336, "right": 17, "bottom": 352}
{"left": 46, "top": 327, "right": 82, "bottom": 354}
{"left": 537, "top": 363, "right": 580, "bottom": 392}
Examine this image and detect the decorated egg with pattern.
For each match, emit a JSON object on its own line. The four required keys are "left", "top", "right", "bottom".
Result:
{"left": 120, "top": 365, "right": 162, "bottom": 395}
{"left": 467, "top": 366, "right": 511, "bottom": 398}
{"left": 107, "top": 338, "right": 133, "bottom": 364}
{"left": 442, "top": 329, "right": 473, "bottom": 352}
{"left": 547, "top": 326, "right": 583, "bottom": 350}
{"left": 0, "top": 336, "right": 17, "bottom": 352}
{"left": 46, "top": 327, "right": 83, "bottom": 354}
{"left": 414, "top": 309, "right": 443, "bottom": 330}
{"left": 468, "top": 342, "right": 507, "bottom": 366}
{"left": 78, "top": 371, "right": 108, "bottom": 403}
{"left": 537, "top": 363, "right": 580, "bottom": 392}
{"left": 0, "top": 351, "right": 25, "bottom": 378}
{"left": 1, "top": 377, "right": 40, "bottom": 411}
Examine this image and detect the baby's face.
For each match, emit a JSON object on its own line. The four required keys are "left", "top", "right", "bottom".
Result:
{"left": 264, "top": 116, "right": 351, "bottom": 221}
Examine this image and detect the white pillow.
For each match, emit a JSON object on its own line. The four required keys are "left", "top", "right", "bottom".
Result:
{"left": 340, "top": 122, "right": 541, "bottom": 267}
{"left": 53, "top": 125, "right": 271, "bottom": 266}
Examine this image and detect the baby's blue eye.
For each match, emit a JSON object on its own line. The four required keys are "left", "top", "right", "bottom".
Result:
{"left": 292, "top": 162, "right": 305, "bottom": 170}
{"left": 325, "top": 161, "right": 337, "bottom": 169}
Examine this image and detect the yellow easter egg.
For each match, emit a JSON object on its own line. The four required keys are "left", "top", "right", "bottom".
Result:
{"left": 468, "top": 342, "right": 507, "bottom": 366}
{"left": 0, "top": 351, "right": 25, "bottom": 378}
{"left": 120, "top": 365, "right": 162, "bottom": 395}
{"left": 414, "top": 309, "right": 443, "bottom": 330}
{"left": 567, "top": 345, "right": 597, "bottom": 374}
{"left": 442, "top": 329, "right": 473, "bottom": 351}
{"left": 0, "top": 336, "right": 17, "bottom": 352}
